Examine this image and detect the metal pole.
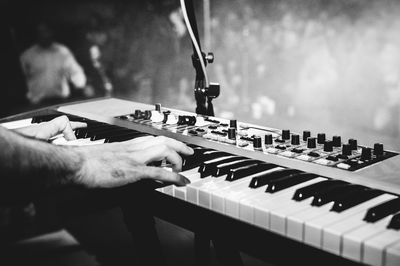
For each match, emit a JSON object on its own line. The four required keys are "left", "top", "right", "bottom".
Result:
{"left": 203, "top": 0, "right": 211, "bottom": 50}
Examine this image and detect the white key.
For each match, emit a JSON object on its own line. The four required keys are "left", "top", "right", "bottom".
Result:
{"left": 386, "top": 239, "right": 400, "bottom": 266}
{"left": 322, "top": 195, "right": 397, "bottom": 255}
{"left": 303, "top": 194, "right": 396, "bottom": 250}
{"left": 268, "top": 178, "right": 328, "bottom": 235}
{"left": 173, "top": 168, "right": 202, "bottom": 200}
{"left": 363, "top": 230, "right": 400, "bottom": 266}
{"left": 186, "top": 158, "right": 254, "bottom": 205}
{"left": 208, "top": 167, "right": 281, "bottom": 213}
{"left": 1, "top": 118, "right": 33, "bottom": 129}
{"left": 342, "top": 216, "right": 394, "bottom": 262}
{"left": 239, "top": 177, "right": 323, "bottom": 227}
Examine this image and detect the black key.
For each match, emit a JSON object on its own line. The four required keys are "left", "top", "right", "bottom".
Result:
{"left": 387, "top": 212, "right": 400, "bottom": 230}
{"left": 226, "top": 163, "right": 277, "bottom": 182}
{"left": 311, "top": 184, "right": 365, "bottom": 207}
{"left": 182, "top": 150, "right": 228, "bottom": 171}
{"left": 331, "top": 189, "right": 383, "bottom": 212}
{"left": 199, "top": 156, "right": 245, "bottom": 178}
{"left": 76, "top": 124, "right": 116, "bottom": 138}
{"left": 107, "top": 132, "right": 149, "bottom": 143}
{"left": 364, "top": 198, "right": 400, "bottom": 223}
{"left": 215, "top": 159, "right": 262, "bottom": 177}
{"left": 265, "top": 173, "right": 319, "bottom": 193}
{"left": 292, "top": 180, "right": 347, "bottom": 201}
{"left": 249, "top": 169, "right": 302, "bottom": 189}
{"left": 90, "top": 128, "right": 133, "bottom": 140}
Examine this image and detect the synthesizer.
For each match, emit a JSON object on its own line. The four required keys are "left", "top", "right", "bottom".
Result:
{"left": 2, "top": 97, "right": 400, "bottom": 266}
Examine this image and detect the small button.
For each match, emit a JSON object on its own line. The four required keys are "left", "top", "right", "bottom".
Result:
{"left": 308, "top": 151, "right": 320, "bottom": 157}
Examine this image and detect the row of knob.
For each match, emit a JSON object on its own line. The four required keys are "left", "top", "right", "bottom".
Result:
{"left": 249, "top": 129, "right": 385, "bottom": 161}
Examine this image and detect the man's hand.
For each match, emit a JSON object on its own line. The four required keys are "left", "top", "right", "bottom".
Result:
{"left": 75, "top": 136, "right": 194, "bottom": 188}
{"left": 15, "top": 115, "right": 86, "bottom": 140}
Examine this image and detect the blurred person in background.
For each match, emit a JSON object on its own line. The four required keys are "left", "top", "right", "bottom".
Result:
{"left": 20, "top": 21, "right": 88, "bottom": 107}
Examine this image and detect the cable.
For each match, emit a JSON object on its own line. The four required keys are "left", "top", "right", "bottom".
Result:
{"left": 180, "top": 0, "right": 210, "bottom": 87}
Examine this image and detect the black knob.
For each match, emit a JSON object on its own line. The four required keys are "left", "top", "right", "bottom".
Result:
{"left": 324, "top": 140, "right": 333, "bottom": 152}
{"left": 291, "top": 134, "right": 300, "bottom": 145}
{"left": 253, "top": 136, "right": 262, "bottom": 149}
{"left": 348, "top": 139, "right": 358, "bottom": 150}
{"left": 228, "top": 128, "right": 236, "bottom": 140}
{"left": 373, "top": 143, "right": 384, "bottom": 157}
{"left": 342, "top": 144, "right": 352, "bottom": 156}
{"left": 265, "top": 134, "right": 273, "bottom": 145}
{"left": 134, "top": 109, "right": 142, "bottom": 119}
{"left": 144, "top": 110, "right": 152, "bottom": 120}
{"left": 162, "top": 112, "right": 169, "bottom": 123}
{"left": 230, "top": 119, "right": 237, "bottom": 129}
{"left": 332, "top": 136, "right": 341, "bottom": 147}
{"left": 307, "top": 137, "right": 317, "bottom": 149}
{"left": 303, "top": 130, "right": 311, "bottom": 141}
{"left": 282, "top": 130, "right": 290, "bottom": 140}
{"left": 155, "top": 103, "right": 161, "bottom": 112}
{"left": 317, "top": 133, "right": 326, "bottom": 144}
{"left": 361, "top": 147, "right": 372, "bottom": 161}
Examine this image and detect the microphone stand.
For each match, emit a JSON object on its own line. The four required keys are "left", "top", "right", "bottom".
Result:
{"left": 183, "top": 0, "right": 220, "bottom": 116}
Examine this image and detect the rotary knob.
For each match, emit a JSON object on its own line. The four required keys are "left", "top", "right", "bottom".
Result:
{"left": 303, "top": 130, "right": 311, "bottom": 141}
{"left": 265, "top": 134, "right": 273, "bottom": 145}
{"left": 332, "top": 136, "right": 341, "bottom": 147}
{"left": 282, "top": 130, "right": 290, "bottom": 140}
{"left": 230, "top": 119, "right": 237, "bottom": 129}
{"left": 291, "top": 134, "right": 300, "bottom": 145}
{"left": 307, "top": 137, "right": 317, "bottom": 149}
{"left": 317, "top": 133, "right": 326, "bottom": 144}
{"left": 253, "top": 136, "right": 262, "bottom": 149}
{"left": 348, "top": 139, "right": 358, "bottom": 150}
{"left": 324, "top": 140, "right": 333, "bottom": 152}
{"left": 342, "top": 144, "right": 352, "bottom": 156}
{"left": 373, "top": 143, "right": 384, "bottom": 157}
{"left": 144, "top": 110, "right": 152, "bottom": 120}
{"left": 228, "top": 128, "right": 236, "bottom": 140}
{"left": 155, "top": 103, "right": 161, "bottom": 112}
{"left": 361, "top": 147, "right": 372, "bottom": 161}
{"left": 134, "top": 109, "right": 142, "bottom": 119}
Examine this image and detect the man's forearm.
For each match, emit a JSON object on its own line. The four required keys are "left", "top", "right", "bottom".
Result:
{"left": 0, "top": 126, "right": 83, "bottom": 192}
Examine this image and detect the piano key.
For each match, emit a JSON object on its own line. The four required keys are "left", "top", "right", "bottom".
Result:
{"left": 182, "top": 149, "right": 224, "bottom": 171}
{"left": 226, "top": 163, "right": 278, "bottom": 182}
{"left": 199, "top": 156, "right": 246, "bottom": 178}
{"left": 265, "top": 172, "right": 319, "bottom": 193}
{"left": 363, "top": 230, "right": 400, "bottom": 266}
{"left": 311, "top": 184, "right": 366, "bottom": 207}
{"left": 292, "top": 180, "right": 348, "bottom": 201}
{"left": 331, "top": 189, "right": 384, "bottom": 212}
{"left": 249, "top": 169, "right": 303, "bottom": 188}
{"left": 342, "top": 215, "right": 395, "bottom": 262}
{"left": 385, "top": 239, "right": 400, "bottom": 266}
{"left": 214, "top": 159, "right": 263, "bottom": 177}
{"left": 388, "top": 212, "right": 400, "bottom": 230}
{"left": 0, "top": 118, "right": 33, "bottom": 129}
{"left": 304, "top": 193, "right": 395, "bottom": 249}
{"left": 107, "top": 132, "right": 149, "bottom": 143}
{"left": 251, "top": 178, "right": 330, "bottom": 230}
{"left": 236, "top": 177, "right": 325, "bottom": 225}
{"left": 90, "top": 128, "right": 134, "bottom": 140}
{"left": 212, "top": 166, "right": 282, "bottom": 215}
{"left": 364, "top": 198, "right": 400, "bottom": 223}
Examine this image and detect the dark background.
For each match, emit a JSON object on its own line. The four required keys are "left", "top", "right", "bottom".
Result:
{"left": 2, "top": 0, "right": 400, "bottom": 150}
